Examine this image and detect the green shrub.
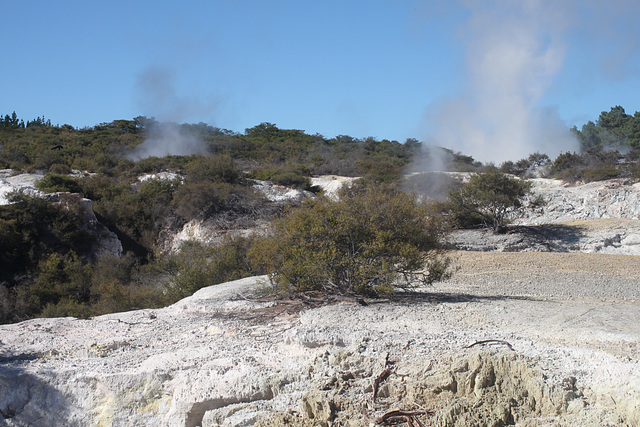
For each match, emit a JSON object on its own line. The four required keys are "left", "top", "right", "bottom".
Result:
{"left": 0, "top": 283, "right": 16, "bottom": 323}
{"left": 36, "top": 173, "right": 82, "bottom": 193}
{"left": 49, "top": 163, "right": 71, "bottom": 174}
{"left": 0, "top": 192, "right": 96, "bottom": 280}
{"left": 250, "top": 183, "right": 451, "bottom": 297}
{"left": 551, "top": 151, "right": 622, "bottom": 183}
{"left": 172, "top": 182, "right": 234, "bottom": 220}
{"left": 185, "top": 154, "right": 243, "bottom": 184}
{"left": 88, "top": 254, "right": 166, "bottom": 315}
{"left": 251, "top": 164, "right": 312, "bottom": 189}
{"left": 129, "top": 155, "right": 189, "bottom": 175}
{"left": 34, "top": 150, "right": 65, "bottom": 170}
{"left": 16, "top": 252, "right": 91, "bottom": 317}
{"left": 581, "top": 167, "right": 621, "bottom": 182}
{"left": 41, "top": 298, "right": 91, "bottom": 319}
{"left": 446, "top": 171, "right": 534, "bottom": 232}
{"left": 355, "top": 157, "right": 406, "bottom": 183}
{"left": 172, "top": 182, "right": 267, "bottom": 224}
{"left": 163, "top": 237, "right": 257, "bottom": 301}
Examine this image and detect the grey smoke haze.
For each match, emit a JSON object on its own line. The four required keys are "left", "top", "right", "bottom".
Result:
{"left": 130, "top": 66, "right": 218, "bottom": 159}
{"left": 128, "top": 121, "right": 208, "bottom": 160}
{"left": 425, "top": 0, "right": 579, "bottom": 164}
{"left": 402, "top": 145, "right": 457, "bottom": 201}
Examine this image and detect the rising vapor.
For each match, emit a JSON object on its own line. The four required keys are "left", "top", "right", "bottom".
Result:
{"left": 128, "top": 121, "right": 208, "bottom": 160}
{"left": 131, "top": 66, "right": 218, "bottom": 159}
{"left": 425, "top": 0, "right": 579, "bottom": 164}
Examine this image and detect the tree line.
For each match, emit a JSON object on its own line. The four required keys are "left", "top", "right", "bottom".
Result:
{"left": 572, "top": 105, "right": 640, "bottom": 152}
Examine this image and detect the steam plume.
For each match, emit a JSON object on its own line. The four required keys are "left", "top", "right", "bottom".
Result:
{"left": 425, "top": 1, "right": 579, "bottom": 164}
{"left": 128, "top": 121, "right": 208, "bottom": 160}
{"left": 131, "top": 66, "right": 217, "bottom": 159}
{"left": 402, "top": 144, "right": 456, "bottom": 201}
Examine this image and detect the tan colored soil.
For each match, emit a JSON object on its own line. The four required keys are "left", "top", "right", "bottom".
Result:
{"left": 452, "top": 250, "right": 640, "bottom": 278}
{"left": 441, "top": 250, "right": 640, "bottom": 300}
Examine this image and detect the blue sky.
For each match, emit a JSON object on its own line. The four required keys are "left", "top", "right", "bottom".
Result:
{"left": 2, "top": 1, "right": 640, "bottom": 162}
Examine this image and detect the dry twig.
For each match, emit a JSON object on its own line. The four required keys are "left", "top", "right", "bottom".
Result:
{"left": 373, "top": 353, "right": 396, "bottom": 401}
{"left": 373, "top": 367, "right": 393, "bottom": 401}
{"left": 464, "top": 339, "right": 514, "bottom": 351}
{"left": 375, "top": 409, "right": 433, "bottom": 426}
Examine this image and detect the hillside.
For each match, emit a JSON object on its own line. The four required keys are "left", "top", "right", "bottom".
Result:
{"left": 2, "top": 111, "right": 640, "bottom": 425}
{"left": 1, "top": 176, "right": 640, "bottom": 426}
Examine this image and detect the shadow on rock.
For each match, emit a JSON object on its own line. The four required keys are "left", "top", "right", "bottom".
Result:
{"left": 0, "top": 364, "right": 77, "bottom": 427}
{"left": 522, "top": 224, "right": 587, "bottom": 251}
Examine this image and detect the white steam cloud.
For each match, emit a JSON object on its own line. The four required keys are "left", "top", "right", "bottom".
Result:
{"left": 128, "top": 122, "right": 208, "bottom": 160}
{"left": 130, "top": 66, "right": 218, "bottom": 159}
{"left": 426, "top": 1, "right": 579, "bottom": 164}
{"left": 402, "top": 145, "right": 457, "bottom": 201}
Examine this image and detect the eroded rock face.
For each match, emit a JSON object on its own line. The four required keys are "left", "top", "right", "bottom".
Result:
{"left": 0, "top": 170, "right": 122, "bottom": 258}
{"left": 521, "top": 178, "right": 640, "bottom": 224}
{"left": 43, "top": 192, "right": 123, "bottom": 258}
{"left": 0, "top": 171, "right": 45, "bottom": 204}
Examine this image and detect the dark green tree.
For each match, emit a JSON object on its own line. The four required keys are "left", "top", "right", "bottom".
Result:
{"left": 447, "top": 171, "right": 535, "bottom": 232}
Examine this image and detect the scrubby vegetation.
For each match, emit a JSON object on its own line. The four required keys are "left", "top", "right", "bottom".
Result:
{"left": 0, "top": 113, "right": 422, "bottom": 322}
{"left": 1, "top": 106, "right": 640, "bottom": 323}
{"left": 251, "top": 182, "right": 451, "bottom": 297}
{"left": 445, "top": 171, "right": 537, "bottom": 232}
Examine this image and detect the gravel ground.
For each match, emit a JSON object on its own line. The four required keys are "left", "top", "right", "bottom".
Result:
{"left": 440, "top": 250, "right": 640, "bottom": 299}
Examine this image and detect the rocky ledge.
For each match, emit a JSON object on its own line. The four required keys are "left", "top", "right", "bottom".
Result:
{"left": 1, "top": 266, "right": 638, "bottom": 426}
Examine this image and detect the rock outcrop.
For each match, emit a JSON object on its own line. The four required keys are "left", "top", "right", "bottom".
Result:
{"left": 448, "top": 178, "right": 640, "bottom": 254}
{"left": 0, "top": 171, "right": 45, "bottom": 204}
{"left": 43, "top": 192, "right": 123, "bottom": 258}
{"left": 0, "top": 170, "right": 122, "bottom": 258}
{"left": 1, "top": 272, "right": 639, "bottom": 426}
{"left": 521, "top": 178, "right": 640, "bottom": 223}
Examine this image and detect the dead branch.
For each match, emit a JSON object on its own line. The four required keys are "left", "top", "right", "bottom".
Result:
{"left": 464, "top": 339, "right": 514, "bottom": 351}
{"left": 109, "top": 311, "right": 159, "bottom": 326}
{"left": 375, "top": 409, "right": 433, "bottom": 426}
{"left": 373, "top": 367, "right": 393, "bottom": 401}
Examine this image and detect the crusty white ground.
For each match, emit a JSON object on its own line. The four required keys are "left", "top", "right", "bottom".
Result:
{"left": 1, "top": 254, "right": 639, "bottom": 426}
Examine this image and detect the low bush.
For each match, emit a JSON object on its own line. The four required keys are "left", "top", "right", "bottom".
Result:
{"left": 250, "top": 182, "right": 451, "bottom": 297}
{"left": 36, "top": 173, "right": 82, "bottom": 193}
{"left": 581, "top": 167, "right": 621, "bottom": 182}
{"left": 251, "top": 163, "right": 312, "bottom": 190}
{"left": 185, "top": 154, "right": 243, "bottom": 184}
{"left": 0, "top": 191, "right": 96, "bottom": 282}
{"left": 446, "top": 171, "right": 534, "bottom": 232}
{"left": 550, "top": 151, "right": 622, "bottom": 182}
{"left": 49, "top": 163, "right": 71, "bottom": 174}
{"left": 163, "top": 237, "right": 258, "bottom": 301}
{"left": 172, "top": 182, "right": 235, "bottom": 220}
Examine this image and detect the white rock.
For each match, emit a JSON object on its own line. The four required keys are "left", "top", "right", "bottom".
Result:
{"left": 252, "top": 180, "right": 312, "bottom": 202}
